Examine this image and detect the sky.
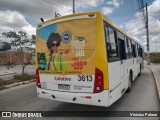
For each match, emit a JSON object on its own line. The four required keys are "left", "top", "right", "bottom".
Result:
{"left": 0, "top": 0, "right": 160, "bottom": 52}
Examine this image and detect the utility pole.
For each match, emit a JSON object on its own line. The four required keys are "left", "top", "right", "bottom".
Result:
{"left": 55, "top": 12, "right": 57, "bottom": 18}
{"left": 73, "top": 0, "right": 75, "bottom": 14}
{"left": 146, "top": 3, "right": 150, "bottom": 65}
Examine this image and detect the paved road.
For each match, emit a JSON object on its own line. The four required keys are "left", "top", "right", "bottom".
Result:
{"left": 0, "top": 68, "right": 159, "bottom": 120}
{"left": 155, "top": 64, "right": 160, "bottom": 75}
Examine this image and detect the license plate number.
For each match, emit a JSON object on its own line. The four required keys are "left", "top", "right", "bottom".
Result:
{"left": 58, "top": 84, "right": 70, "bottom": 90}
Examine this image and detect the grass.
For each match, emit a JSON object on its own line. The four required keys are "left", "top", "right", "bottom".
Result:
{"left": 13, "top": 74, "right": 35, "bottom": 81}
{"left": 144, "top": 52, "right": 160, "bottom": 64}
{"left": 0, "top": 74, "right": 36, "bottom": 89}
{"left": 151, "top": 57, "right": 160, "bottom": 63}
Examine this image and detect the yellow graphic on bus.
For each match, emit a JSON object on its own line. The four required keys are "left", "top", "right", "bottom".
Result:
{"left": 36, "top": 18, "right": 96, "bottom": 75}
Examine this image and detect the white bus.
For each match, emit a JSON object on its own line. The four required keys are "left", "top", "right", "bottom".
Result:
{"left": 35, "top": 11, "right": 144, "bottom": 107}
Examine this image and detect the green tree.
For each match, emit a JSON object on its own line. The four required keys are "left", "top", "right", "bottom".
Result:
{"left": 0, "top": 41, "right": 11, "bottom": 51}
{"left": 0, "top": 41, "right": 14, "bottom": 69}
{"left": 2, "top": 31, "right": 35, "bottom": 75}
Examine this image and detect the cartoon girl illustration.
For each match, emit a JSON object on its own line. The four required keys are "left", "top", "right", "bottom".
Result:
{"left": 46, "top": 33, "right": 68, "bottom": 71}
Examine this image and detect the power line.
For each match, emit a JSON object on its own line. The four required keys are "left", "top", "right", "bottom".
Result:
{"left": 120, "top": 16, "right": 156, "bottom": 28}
{"left": 41, "top": 0, "right": 72, "bottom": 11}
{"left": 141, "top": 0, "right": 145, "bottom": 21}
{"left": 131, "top": 0, "right": 136, "bottom": 11}
{"left": 136, "top": 0, "right": 150, "bottom": 29}
{"left": 109, "top": 6, "right": 146, "bottom": 18}
{"left": 130, "top": 0, "right": 134, "bottom": 10}
{"left": 110, "top": 9, "right": 138, "bottom": 18}
{"left": 139, "top": 0, "right": 146, "bottom": 26}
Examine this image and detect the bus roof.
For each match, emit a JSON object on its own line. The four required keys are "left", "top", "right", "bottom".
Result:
{"left": 37, "top": 11, "right": 140, "bottom": 45}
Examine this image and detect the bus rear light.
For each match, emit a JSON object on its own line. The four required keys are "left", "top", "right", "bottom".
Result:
{"left": 93, "top": 68, "right": 104, "bottom": 93}
{"left": 85, "top": 96, "right": 91, "bottom": 99}
{"left": 36, "top": 69, "right": 41, "bottom": 88}
{"left": 96, "top": 87, "right": 100, "bottom": 90}
{"left": 109, "top": 89, "right": 113, "bottom": 93}
{"left": 98, "top": 81, "right": 102, "bottom": 85}
{"left": 98, "top": 76, "right": 102, "bottom": 80}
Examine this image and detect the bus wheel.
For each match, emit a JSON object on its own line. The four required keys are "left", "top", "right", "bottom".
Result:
{"left": 126, "top": 73, "right": 132, "bottom": 93}
{"left": 138, "top": 65, "right": 141, "bottom": 76}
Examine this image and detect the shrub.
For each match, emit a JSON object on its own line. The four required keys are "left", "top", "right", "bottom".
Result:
{"left": 0, "top": 74, "right": 36, "bottom": 89}
{"left": 13, "top": 74, "right": 35, "bottom": 81}
{"left": 151, "top": 57, "right": 160, "bottom": 63}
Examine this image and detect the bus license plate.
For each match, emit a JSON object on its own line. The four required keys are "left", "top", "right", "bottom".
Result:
{"left": 58, "top": 84, "right": 70, "bottom": 90}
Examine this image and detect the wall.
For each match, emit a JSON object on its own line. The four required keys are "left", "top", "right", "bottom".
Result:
{"left": 0, "top": 51, "right": 32, "bottom": 65}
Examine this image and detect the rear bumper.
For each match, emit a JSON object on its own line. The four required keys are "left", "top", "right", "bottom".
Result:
{"left": 37, "top": 87, "right": 109, "bottom": 107}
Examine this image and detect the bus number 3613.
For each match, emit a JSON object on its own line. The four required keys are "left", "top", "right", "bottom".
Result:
{"left": 78, "top": 75, "right": 93, "bottom": 82}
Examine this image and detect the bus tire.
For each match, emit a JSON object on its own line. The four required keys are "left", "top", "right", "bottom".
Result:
{"left": 126, "top": 72, "right": 132, "bottom": 93}
{"left": 138, "top": 64, "right": 141, "bottom": 76}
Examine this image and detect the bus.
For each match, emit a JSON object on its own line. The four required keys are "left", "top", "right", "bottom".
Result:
{"left": 36, "top": 11, "right": 144, "bottom": 107}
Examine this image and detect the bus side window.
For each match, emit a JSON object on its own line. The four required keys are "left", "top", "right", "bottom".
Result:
{"left": 137, "top": 44, "right": 141, "bottom": 57}
{"left": 105, "top": 26, "right": 109, "bottom": 42}
{"left": 138, "top": 45, "right": 143, "bottom": 58}
{"left": 132, "top": 41, "right": 136, "bottom": 57}
{"left": 135, "top": 43, "right": 137, "bottom": 57}
{"left": 126, "top": 38, "right": 131, "bottom": 58}
{"left": 125, "top": 37, "right": 128, "bottom": 58}
{"left": 104, "top": 26, "right": 110, "bottom": 59}
{"left": 138, "top": 46, "right": 143, "bottom": 58}
{"left": 137, "top": 44, "right": 139, "bottom": 57}
{"left": 107, "top": 27, "right": 119, "bottom": 61}
{"left": 117, "top": 31, "right": 126, "bottom": 59}
{"left": 128, "top": 39, "right": 133, "bottom": 58}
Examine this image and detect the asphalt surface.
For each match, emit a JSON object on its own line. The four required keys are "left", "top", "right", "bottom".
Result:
{"left": 0, "top": 68, "right": 159, "bottom": 120}
{"left": 156, "top": 64, "right": 160, "bottom": 75}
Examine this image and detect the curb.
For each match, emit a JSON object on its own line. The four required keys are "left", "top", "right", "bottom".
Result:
{"left": 0, "top": 79, "right": 35, "bottom": 90}
{"left": 0, "top": 72, "right": 16, "bottom": 76}
{"left": 145, "top": 66, "right": 160, "bottom": 100}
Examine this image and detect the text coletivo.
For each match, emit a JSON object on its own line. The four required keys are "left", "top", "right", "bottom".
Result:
{"left": 54, "top": 76, "right": 71, "bottom": 81}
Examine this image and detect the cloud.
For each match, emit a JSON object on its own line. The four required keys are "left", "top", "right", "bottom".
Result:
{"left": 101, "top": 0, "right": 124, "bottom": 15}
{"left": 0, "top": 10, "right": 35, "bottom": 36}
{"left": 0, "top": 10, "right": 28, "bottom": 29}
{"left": 102, "top": 7, "right": 113, "bottom": 15}
{"left": 0, "top": 0, "right": 73, "bottom": 20}
{"left": 121, "top": 0, "right": 160, "bottom": 52}
{"left": 0, "top": 0, "right": 106, "bottom": 20}
{"left": 22, "top": 24, "right": 36, "bottom": 36}
{"left": 123, "top": 17, "right": 160, "bottom": 52}
{"left": 148, "top": 0, "right": 160, "bottom": 17}
{"left": 106, "top": 0, "right": 123, "bottom": 8}
{"left": 76, "top": 0, "right": 104, "bottom": 8}
{"left": 0, "top": 0, "right": 105, "bottom": 37}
